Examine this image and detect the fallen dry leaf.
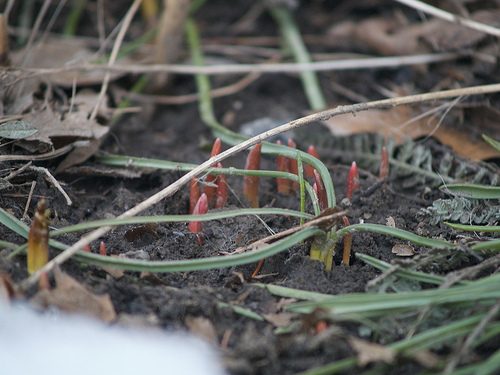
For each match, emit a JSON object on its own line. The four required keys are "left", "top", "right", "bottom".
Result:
{"left": 392, "top": 244, "right": 416, "bottom": 256}
{"left": 329, "top": 10, "right": 500, "bottom": 57}
{"left": 322, "top": 101, "right": 500, "bottom": 160}
{"left": 348, "top": 337, "right": 396, "bottom": 366}
{"left": 10, "top": 35, "right": 130, "bottom": 87}
{"left": 31, "top": 266, "right": 116, "bottom": 322}
{"left": 9, "top": 98, "right": 109, "bottom": 171}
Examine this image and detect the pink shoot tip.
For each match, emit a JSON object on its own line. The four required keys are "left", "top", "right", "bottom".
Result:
{"left": 346, "top": 162, "right": 360, "bottom": 200}
{"left": 379, "top": 147, "right": 389, "bottom": 179}
{"left": 189, "top": 193, "right": 209, "bottom": 245}
{"left": 305, "top": 145, "right": 320, "bottom": 177}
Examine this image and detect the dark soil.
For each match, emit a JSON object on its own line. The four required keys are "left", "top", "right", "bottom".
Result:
{"left": 2, "top": 1, "right": 500, "bottom": 374}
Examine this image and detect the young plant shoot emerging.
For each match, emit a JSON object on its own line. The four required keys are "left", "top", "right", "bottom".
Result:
{"left": 189, "top": 193, "right": 208, "bottom": 245}
{"left": 276, "top": 140, "right": 292, "bottom": 194}
{"left": 190, "top": 178, "right": 202, "bottom": 214}
{"left": 244, "top": 143, "right": 262, "bottom": 208}
{"left": 27, "top": 199, "right": 51, "bottom": 274}
{"left": 313, "top": 169, "right": 328, "bottom": 211}
{"left": 379, "top": 146, "right": 389, "bottom": 179}
{"left": 346, "top": 161, "right": 360, "bottom": 200}
{"left": 204, "top": 138, "right": 222, "bottom": 205}
{"left": 214, "top": 162, "right": 227, "bottom": 209}
{"left": 305, "top": 145, "right": 320, "bottom": 177}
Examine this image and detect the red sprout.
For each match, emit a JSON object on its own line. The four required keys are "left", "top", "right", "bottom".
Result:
{"left": 251, "top": 259, "right": 265, "bottom": 278}
{"left": 243, "top": 143, "right": 262, "bottom": 208}
{"left": 189, "top": 193, "right": 209, "bottom": 245}
{"left": 204, "top": 138, "right": 222, "bottom": 205}
{"left": 379, "top": 146, "right": 389, "bottom": 179}
{"left": 100, "top": 241, "right": 107, "bottom": 256}
{"left": 342, "top": 216, "right": 352, "bottom": 265}
{"left": 287, "top": 139, "right": 299, "bottom": 189}
{"left": 313, "top": 169, "right": 328, "bottom": 211}
{"left": 276, "top": 140, "right": 291, "bottom": 194}
{"left": 190, "top": 178, "right": 202, "bottom": 214}
{"left": 346, "top": 162, "right": 360, "bottom": 200}
{"left": 82, "top": 244, "right": 91, "bottom": 253}
{"left": 305, "top": 145, "right": 320, "bottom": 177}
{"left": 214, "top": 162, "right": 227, "bottom": 209}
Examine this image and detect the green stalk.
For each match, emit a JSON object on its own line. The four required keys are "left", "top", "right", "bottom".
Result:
{"left": 441, "top": 184, "right": 500, "bottom": 199}
{"left": 336, "top": 223, "right": 456, "bottom": 249}
{"left": 96, "top": 153, "right": 319, "bottom": 213}
{"left": 268, "top": 5, "right": 326, "bottom": 110}
{"left": 356, "top": 253, "right": 469, "bottom": 285}
{"left": 297, "top": 151, "right": 306, "bottom": 224}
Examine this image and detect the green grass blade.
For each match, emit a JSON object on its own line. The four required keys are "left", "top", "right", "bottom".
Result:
{"left": 96, "top": 154, "right": 320, "bottom": 210}
{"left": 445, "top": 222, "right": 500, "bottom": 232}
{"left": 482, "top": 134, "right": 500, "bottom": 152}
{"left": 2, "top": 201, "right": 324, "bottom": 272}
{"left": 50, "top": 208, "right": 314, "bottom": 236}
{"left": 471, "top": 238, "right": 500, "bottom": 253}
{"left": 441, "top": 183, "right": 500, "bottom": 199}
{"left": 69, "top": 226, "right": 323, "bottom": 272}
{"left": 268, "top": 5, "right": 326, "bottom": 110}
{"left": 0, "top": 207, "right": 31, "bottom": 239}
{"left": 336, "top": 223, "right": 455, "bottom": 249}
{"left": 356, "top": 253, "right": 468, "bottom": 285}
{"left": 286, "top": 273, "right": 500, "bottom": 317}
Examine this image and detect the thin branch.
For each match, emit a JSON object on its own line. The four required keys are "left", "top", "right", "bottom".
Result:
{"left": 30, "top": 166, "right": 72, "bottom": 206}
{"left": 12, "top": 52, "right": 463, "bottom": 79}
{"left": 90, "top": 0, "right": 141, "bottom": 121}
{"left": 21, "top": 82, "right": 500, "bottom": 289}
{"left": 395, "top": 0, "right": 500, "bottom": 38}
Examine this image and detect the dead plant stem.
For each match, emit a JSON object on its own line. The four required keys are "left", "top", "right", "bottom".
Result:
{"left": 395, "top": 0, "right": 500, "bottom": 38}
{"left": 90, "top": 0, "right": 141, "bottom": 121}
{"left": 22, "top": 82, "right": 500, "bottom": 289}
{"left": 17, "top": 52, "right": 462, "bottom": 78}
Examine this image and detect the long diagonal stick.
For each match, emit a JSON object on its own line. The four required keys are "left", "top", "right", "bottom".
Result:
{"left": 22, "top": 83, "right": 500, "bottom": 289}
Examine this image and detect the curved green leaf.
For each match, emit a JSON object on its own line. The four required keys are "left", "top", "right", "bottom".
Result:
{"left": 335, "top": 223, "right": 455, "bottom": 249}
{"left": 440, "top": 183, "right": 500, "bottom": 199}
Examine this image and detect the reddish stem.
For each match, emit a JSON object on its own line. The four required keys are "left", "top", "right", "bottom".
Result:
{"left": 305, "top": 145, "right": 320, "bottom": 177}
{"left": 205, "top": 138, "right": 222, "bottom": 205}
{"left": 190, "top": 178, "right": 202, "bottom": 214}
{"left": 243, "top": 143, "right": 262, "bottom": 208}
{"left": 251, "top": 258, "right": 265, "bottom": 278}
{"left": 39, "top": 272, "right": 50, "bottom": 291}
{"left": 342, "top": 216, "right": 352, "bottom": 265}
{"left": 189, "top": 193, "right": 209, "bottom": 245}
{"left": 313, "top": 169, "right": 328, "bottom": 211}
{"left": 215, "top": 162, "right": 227, "bottom": 209}
{"left": 100, "top": 241, "right": 107, "bottom": 256}
{"left": 379, "top": 146, "right": 389, "bottom": 179}
{"left": 346, "top": 161, "right": 360, "bottom": 200}
{"left": 82, "top": 244, "right": 91, "bottom": 253}
{"left": 287, "top": 139, "right": 299, "bottom": 189}
{"left": 276, "top": 140, "right": 291, "bottom": 194}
